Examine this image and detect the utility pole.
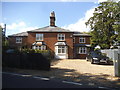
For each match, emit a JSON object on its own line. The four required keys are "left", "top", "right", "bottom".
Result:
{"left": 2, "top": 24, "right": 6, "bottom": 41}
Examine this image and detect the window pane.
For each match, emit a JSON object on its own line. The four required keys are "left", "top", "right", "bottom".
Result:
{"left": 58, "top": 49, "right": 61, "bottom": 53}
{"left": 36, "top": 34, "right": 43, "bottom": 41}
{"left": 58, "top": 46, "right": 66, "bottom": 54}
{"left": 79, "top": 47, "right": 86, "bottom": 54}
{"left": 16, "top": 37, "right": 22, "bottom": 43}
{"left": 58, "top": 34, "right": 65, "bottom": 41}
{"left": 80, "top": 37, "right": 85, "bottom": 43}
{"left": 62, "top": 49, "right": 65, "bottom": 53}
{"left": 62, "top": 37, "right": 64, "bottom": 40}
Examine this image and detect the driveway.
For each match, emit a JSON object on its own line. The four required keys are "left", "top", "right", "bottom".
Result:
{"left": 3, "top": 59, "right": 120, "bottom": 89}
{"left": 52, "top": 59, "right": 114, "bottom": 76}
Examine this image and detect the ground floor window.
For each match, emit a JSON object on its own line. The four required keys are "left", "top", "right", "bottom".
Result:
{"left": 58, "top": 46, "right": 66, "bottom": 54}
{"left": 79, "top": 47, "right": 87, "bottom": 54}
{"left": 32, "top": 45, "right": 46, "bottom": 50}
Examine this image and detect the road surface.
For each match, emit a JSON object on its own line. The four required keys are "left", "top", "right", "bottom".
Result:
{"left": 2, "top": 72, "right": 102, "bottom": 88}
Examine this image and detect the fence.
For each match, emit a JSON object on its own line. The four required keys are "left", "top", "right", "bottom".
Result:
{"left": 101, "top": 49, "right": 118, "bottom": 61}
{"left": 101, "top": 49, "right": 120, "bottom": 77}
{"left": 2, "top": 53, "right": 50, "bottom": 71}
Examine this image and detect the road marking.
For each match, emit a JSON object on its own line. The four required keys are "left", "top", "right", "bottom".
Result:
{"left": 21, "top": 75, "right": 32, "bottom": 77}
{"left": 2, "top": 72, "right": 22, "bottom": 76}
{"left": 2, "top": 72, "right": 32, "bottom": 77}
{"left": 88, "top": 83, "right": 94, "bottom": 86}
{"left": 98, "top": 86, "right": 109, "bottom": 89}
{"left": 62, "top": 81, "right": 83, "bottom": 86}
{"left": 33, "top": 76, "right": 50, "bottom": 81}
{"left": 3, "top": 72, "right": 50, "bottom": 81}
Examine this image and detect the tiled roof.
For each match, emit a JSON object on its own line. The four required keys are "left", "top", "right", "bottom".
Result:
{"left": 8, "top": 32, "right": 28, "bottom": 37}
{"left": 27, "top": 26, "right": 74, "bottom": 33}
{"left": 73, "top": 32, "right": 91, "bottom": 36}
{"left": 8, "top": 26, "right": 91, "bottom": 37}
{"left": 73, "top": 34, "right": 91, "bottom": 36}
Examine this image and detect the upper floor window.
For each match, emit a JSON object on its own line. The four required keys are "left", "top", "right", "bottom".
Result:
{"left": 79, "top": 37, "right": 85, "bottom": 43}
{"left": 16, "top": 37, "right": 22, "bottom": 43}
{"left": 36, "top": 34, "right": 43, "bottom": 41}
{"left": 58, "top": 34, "right": 65, "bottom": 41}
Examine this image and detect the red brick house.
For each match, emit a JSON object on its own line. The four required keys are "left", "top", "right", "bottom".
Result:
{"left": 8, "top": 11, "right": 91, "bottom": 59}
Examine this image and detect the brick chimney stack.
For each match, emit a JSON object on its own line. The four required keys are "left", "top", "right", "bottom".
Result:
{"left": 50, "top": 11, "right": 56, "bottom": 26}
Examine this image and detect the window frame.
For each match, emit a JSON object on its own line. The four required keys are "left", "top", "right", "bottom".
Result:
{"left": 32, "top": 45, "right": 46, "bottom": 50}
{"left": 58, "top": 46, "right": 66, "bottom": 54}
{"left": 79, "top": 37, "right": 86, "bottom": 43}
{"left": 79, "top": 47, "right": 87, "bottom": 54}
{"left": 57, "top": 34, "right": 65, "bottom": 41}
{"left": 16, "top": 37, "right": 22, "bottom": 43}
{"left": 36, "top": 34, "right": 44, "bottom": 41}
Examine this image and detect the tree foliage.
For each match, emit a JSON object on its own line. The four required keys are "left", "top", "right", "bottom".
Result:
{"left": 1, "top": 25, "right": 9, "bottom": 53}
{"left": 86, "top": 0, "right": 120, "bottom": 49}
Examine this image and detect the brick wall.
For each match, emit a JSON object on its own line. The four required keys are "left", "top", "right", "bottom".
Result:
{"left": 27, "top": 32, "right": 74, "bottom": 59}
{"left": 73, "top": 36, "right": 91, "bottom": 59}
{"left": 8, "top": 36, "right": 27, "bottom": 48}
{"left": 74, "top": 36, "right": 91, "bottom": 44}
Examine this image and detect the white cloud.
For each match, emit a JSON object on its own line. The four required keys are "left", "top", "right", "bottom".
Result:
{"left": 62, "top": 7, "right": 95, "bottom": 32}
{"left": 20, "top": 26, "right": 38, "bottom": 32}
{"left": 0, "top": 23, "right": 5, "bottom": 28}
{"left": 7, "top": 21, "right": 26, "bottom": 30}
{"left": 98, "top": 0, "right": 107, "bottom": 2}
{"left": 6, "top": 21, "right": 38, "bottom": 36}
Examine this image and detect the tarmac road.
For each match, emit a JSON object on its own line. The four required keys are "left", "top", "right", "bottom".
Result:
{"left": 2, "top": 72, "right": 101, "bottom": 89}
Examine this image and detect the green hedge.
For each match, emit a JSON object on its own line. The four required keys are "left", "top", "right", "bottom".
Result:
{"left": 20, "top": 49, "right": 54, "bottom": 60}
{"left": 21, "top": 49, "right": 49, "bottom": 53}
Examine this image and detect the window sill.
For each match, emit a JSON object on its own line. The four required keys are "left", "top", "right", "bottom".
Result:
{"left": 58, "top": 40, "right": 65, "bottom": 41}
{"left": 36, "top": 40, "right": 44, "bottom": 41}
{"left": 79, "top": 42, "right": 86, "bottom": 43}
{"left": 16, "top": 42, "right": 22, "bottom": 43}
{"left": 57, "top": 53, "right": 66, "bottom": 54}
{"left": 78, "top": 53, "right": 87, "bottom": 54}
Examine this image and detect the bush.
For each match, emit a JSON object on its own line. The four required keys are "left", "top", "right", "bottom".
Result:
{"left": 20, "top": 49, "right": 54, "bottom": 60}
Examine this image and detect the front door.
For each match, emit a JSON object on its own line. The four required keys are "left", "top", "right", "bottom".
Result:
{"left": 55, "top": 46, "right": 68, "bottom": 59}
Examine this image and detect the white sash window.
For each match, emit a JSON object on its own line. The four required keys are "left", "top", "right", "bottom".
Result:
{"left": 36, "top": 34, "right": 43, "bottom": 41}
{"left": 58, "top": 46, "right": 66, "bottom": 54}
{"left": 16, "top": 37, "right": 22, "bottom": 43}
{"left": 32, "top": 46, "right": 46, "bottom": 50}
{"left": 57, "top": 34, "right": 65, "bottom": 41}
{"left": 79, "top": 47, "right": 87, "bottom": 54}
{"left": 79, "top": 37, "right": 85, "bottom": 43}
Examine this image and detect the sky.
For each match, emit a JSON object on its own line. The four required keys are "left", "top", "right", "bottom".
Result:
{"left": 1, "top": 0, "right": 113, "bottom": 36}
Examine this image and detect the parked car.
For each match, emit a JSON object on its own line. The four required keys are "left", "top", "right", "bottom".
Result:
{"left": 6, "top": 49, "right": 15, "bottom": 53}
{"left": 86, "top": 51, "right": 113, "bottom": 64}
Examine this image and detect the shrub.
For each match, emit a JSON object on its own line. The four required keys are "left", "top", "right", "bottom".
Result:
{"left": 20, "top": 49, "right": 54, "bottom": 60}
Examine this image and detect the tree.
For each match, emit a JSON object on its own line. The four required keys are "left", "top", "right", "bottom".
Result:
{"left": 113, "top": 1, "right": 120, "bottom": 44}
{"left": 1, "top": 25, "right": 9, "bottom": 53}
{"left": 85, "top": 0, "right": 120, "bottom": 49}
